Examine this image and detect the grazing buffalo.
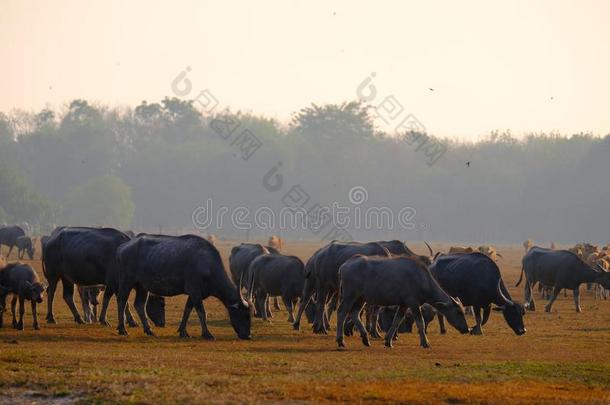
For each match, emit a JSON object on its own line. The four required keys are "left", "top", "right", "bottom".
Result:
{"left": 336, "top": 255, "right": 469, "bottom": 348}
{"left": 378, "top": 304, "right": 437, "bottom": 336}
{"left": 229, "top": 243, "right": 278, "bottom": 285}
{"left": 430, "top": 253, "right": 526, "bottom": 335}
{"left": 116, "top": 234, "right": 251, "bottom": 340}
{"left": 294, "top": 241, "right": 390, "bottom": 334}
{"left": 246, "top": 253, "right": 305, "bottom": 322}
{"left": 518, "top": 247, "right": 610, "bottom": 312}
{"left": 0, "top": 226, "right": 26, "bottom": 258}
{"left": 229, "top": 243, "right": 281, "bottom": 315}
{"left": 42, "top": 227, "right": 139, "bottom": 326}
{"left": 0, "top": 263, "right": 46, "bottom": 330}
{"left": 16, "top": 236, "right": 35, "bottom": 260}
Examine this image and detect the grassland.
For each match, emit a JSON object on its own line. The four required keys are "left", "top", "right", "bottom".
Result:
{"left": 1, "top": 241, "right": 610, "bottom": 404}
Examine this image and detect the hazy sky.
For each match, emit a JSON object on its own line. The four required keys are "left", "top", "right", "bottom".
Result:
{"left": 2, "top": 0, "right": 609, "bottom": 139}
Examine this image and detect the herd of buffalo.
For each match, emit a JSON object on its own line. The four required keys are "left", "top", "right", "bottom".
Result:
{"left": 1, "top": 225, "right": 610, "bottom": 349}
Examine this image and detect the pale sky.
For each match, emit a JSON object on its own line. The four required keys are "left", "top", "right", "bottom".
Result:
{"left": 2, "top": 0, "right": 609, "bottom": 139}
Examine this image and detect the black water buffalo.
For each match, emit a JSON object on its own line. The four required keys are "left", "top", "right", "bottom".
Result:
{"left": 0, "top": 226, "right": 26, "bottom": 258}
{"left": 16, "top": 236, "right": 35, "bottom": 260}
{"left": 294, "top": 241, "right": 397, "bottom": 334}
{"left": 378, "top": 304, "right": 437, "bottom": 336}
{"left": 0, "top": 263, "right": 46, "bottom": 330}
{"left": 116, "top": 234, "right": 251, "bottom": 340}
{"left": 246, "top": 253, "right": 305, "bottom": 322}
{"left": 430, "top": 253, "right": 526, "bottom": 336}
{"left": 336, "top": 255, "right": 469, "bottom": 348}
{"left": 518, "top": 247, "right": 610, "bottom": 312}
{"left": 229, "top": 243, "right": 279, "bottom": 285}
{"left": 42, "top": 227, "right": 139, "bottom": 326}
{"left": 229, "top": 243, "right": 281, "bottom": 315}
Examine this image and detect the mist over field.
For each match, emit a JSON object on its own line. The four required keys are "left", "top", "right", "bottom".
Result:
{"left": 1, "top": 99, "right": 608, "bottom": 244}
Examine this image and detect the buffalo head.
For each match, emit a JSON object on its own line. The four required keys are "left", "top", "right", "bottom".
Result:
{"left": 493, "top": 279, "right": 526, "bottom": 335}
{"left": 434, "top": 297, "right": 469, "bottom": 334}
{"left": 228, "top": 298, "right": 252, "bottom": 340}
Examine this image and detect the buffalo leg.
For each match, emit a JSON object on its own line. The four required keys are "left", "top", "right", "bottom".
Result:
{"left": 313, "top": 287, "right": 330, "bottom": 334}
{"left": 282, "top": 295, "right": 294, "bottom": 323}
{"left": 481, "top": 305, "right": 491, "bottom": 325}
{"left": 18, "top": 249, "right": 23, "bottom": 260}
{"left": 99, "top": 288, "right": 113, "bottom": 326}
{"left": 350, "top": 302, "right": 369, "bottom": 347}
{"left": 117, "top": 282, "right": 132, "bottom": 335}
{"left": 11, "top": 296, "right": 18, "bottom": 329}
{"left": 0, "top": 296, "right": 4, "bottom": 328}
{"left": 526, "top": 280, "right": 536, "bottom": 311}
{"left": 293, "top": 279, "right": 314, "bottom": 330}
{"left": 265, "top": 294, "right": 273, "bottom": 319}
{"left": 259, "top": 292, "right": 270, "bottom": 322}
{"left": 385, "top": 305, "right": 407, "bottom": 348}
{"left": 45, "top": 277, "right": 59, "bottom": 324}
{"left": 573, "top": 287, "right": 582, "bottom": 313}
{"left": 178, "top": 298, "right": 194, "bottom": 338}
{"left": 16, "top": 296, "right": 25, "bottom": 330}
{"left": 273, "top": 296, "right": 281, "bottom": 311}
{"left": 544, "top": 286, "right": 562, "bottom": 312}
{"left": 6, "top": 245, "right": 14, "bottom": 259}
{"left": 470, "top": 307, "right": 483, "bottom": 335}
{"left": 193, "top": 300, "right": 214, "bottom": 340}
{"left": 437, "top": 313, "right": 447, "bottom": 334}
{"left": 335, "top": 295, "right": 353, "bottom": 348}
{"left": 31, "top": 301, "right": 39, "bottom": 330}
{"left": 79, "top": 288, "right": 91, "bottom": 323}
{"left": 61, "top": 280, "right": 84, "bottom": 324}
{"left": 133, "top": 286, "right": 154, "bottom": 336}
{"left": 412, "top": 305, "right": 431, "bottom": 348}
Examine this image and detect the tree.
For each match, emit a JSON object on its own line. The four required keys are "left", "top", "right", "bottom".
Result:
{"left": 0, "top": 162, "right": 57, "bottom": 224}
{"left": 61, "top": 175, "right": 135, "bottom": 228}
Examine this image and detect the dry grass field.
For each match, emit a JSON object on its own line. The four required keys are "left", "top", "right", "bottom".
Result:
{"left": 2, "top": 241, "right": 610, "bottom": 404}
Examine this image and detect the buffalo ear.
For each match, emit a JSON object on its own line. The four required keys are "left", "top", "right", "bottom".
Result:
{"left": 492, "top": 306, "right": 504, "bottom": 312}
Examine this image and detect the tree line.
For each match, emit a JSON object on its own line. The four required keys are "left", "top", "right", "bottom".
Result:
{"left": 0, "top": 98, "right": 608, "bottom": 244}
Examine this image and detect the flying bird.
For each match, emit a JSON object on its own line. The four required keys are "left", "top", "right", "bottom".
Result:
{"left": 466, "top": 161, "right": 470, "bottom": 167}
{"left": 429, "top": 88, "right": 435, "bottom": 92}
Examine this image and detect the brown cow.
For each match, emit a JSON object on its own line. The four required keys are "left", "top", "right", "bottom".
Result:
{"left": 523, "top": 239, "right": 533, "bottom": 253}
{"left": 268, "top": 236, "right": 283, "bottom": 251}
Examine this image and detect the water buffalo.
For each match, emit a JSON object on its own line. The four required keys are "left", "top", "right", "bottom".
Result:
{"left": 246, "top": 253, "right": 305, "bottom": 322}
{"left": 293, "top": 240, "right": 431, "bottom": 334}
{"left": 430, "top": 253, "right": 526, "bottom": 336}
{"left": 16, "top": 236, "right": 35, "bottom": 260}
{"left": 116, "top": 234, "right": 251, "bottom": 340}
{"left": 229, "top": 243, "right": 280, "bottom": 315}
{"left": 0, "top": 226, "right": 26, "bottom": 258}
{"left": 229, "top": 243, "right": 278, "bottom": 285}
{"left": 0, "top": 263, "right": 46, "bottom": 330}
{"left": 336, "top": 255, "right": 469, "bottom": 349}
{"left": 42, "top": 227, "right": 139, "bottom": 326}
{"left": 518, "top": 247, "right": 610, "bottom": 312}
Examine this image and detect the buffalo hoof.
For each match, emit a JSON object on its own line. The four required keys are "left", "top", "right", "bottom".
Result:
{"left": 178, "top": 330, "right": 190, "bottom": 338}
{"left": 421, "top": 343, "right": 431, "bottom": 349}
{"left": 470, "top": 327, "right": 482, "bottom": 335}
{"left": 202, "top": 332, "right": 215, "bottom": 341}
{"left": 12, "top": 321, "right": 18, "bottom": 329}
{"left": 99, "top": 319, "right": 111, "bottom": 327}
{"left": 127, "top": 320, "right": 139, "bottom": 328}
{"left": 392, "top": 333, "right": 399, "bottom": 341}
{"left": 117, "top": 326, "right": 129, "bottom": 336}
{"left": 33, "top": 324, "right": 40, "bottom": 330}
{"left": 75, "top": 316, "right": 85, "bottom": 325}
{"left": 576, "top": 307, "right": 582, "bottom": 313}
{"left": 292, "top": 322, "right": 300, "bottom": 331}
{"left": 440, "top": 329, "right": 447, "bottom": 335}
{"left": 370, "top": 330, "right": 381, "bottom": 339}
{"left": 361, "top": 335, "right": 371, "bottom": 347}
{"left": 144, "top": 328, "right": 155, "bottom": 336}
{"left": 337, "top": 339, "right": 346, "bottom": 349}
{"left": 544, "top": 306, "right": 552, "bottom": 313}
{"left": 46, "top": 316, "right": 56, "bottom": 324}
